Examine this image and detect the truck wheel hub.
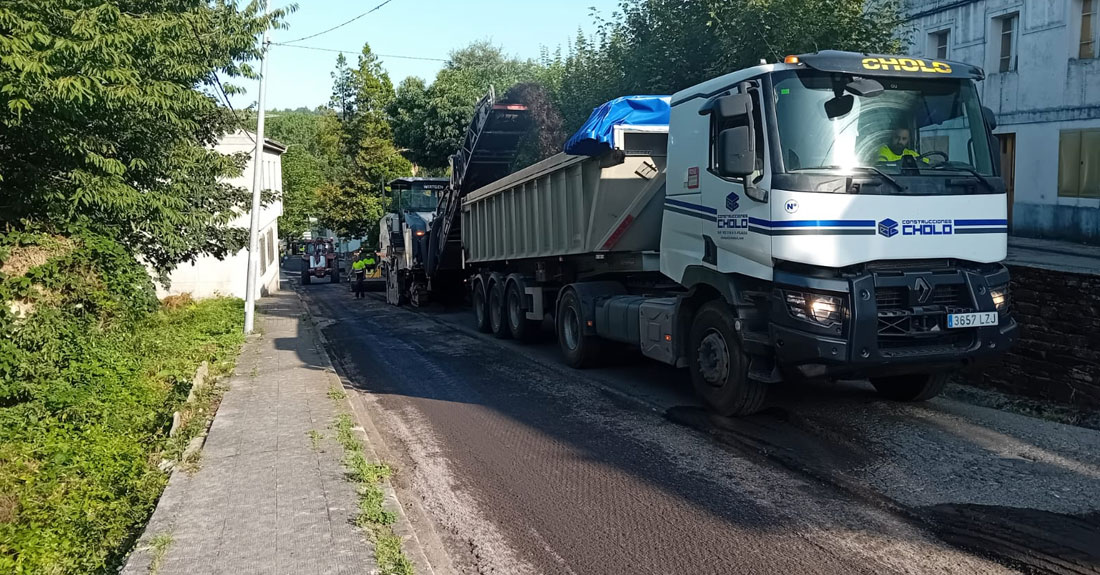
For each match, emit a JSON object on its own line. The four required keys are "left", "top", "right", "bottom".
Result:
{"left": 698, "top": 330, "right": 730, "bottom": 386}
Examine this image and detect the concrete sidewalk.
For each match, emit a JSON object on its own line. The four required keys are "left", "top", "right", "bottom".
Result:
{"left": 123, "top": 291, "right": 378, "bottom": 575}
{"left": 1007, "top": 236, "right": 1100, "bottom": 276}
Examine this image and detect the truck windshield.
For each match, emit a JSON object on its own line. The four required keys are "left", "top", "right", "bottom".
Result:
{"left": 772, "top": 69, "right": 995, "bottom": 180}
{"left": 394, "top": 185, "right": 441, "bottom": 212}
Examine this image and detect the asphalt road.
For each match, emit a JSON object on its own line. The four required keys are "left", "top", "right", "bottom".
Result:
{"left": 297, "top": 278, "right": 1100, "bottom": 575}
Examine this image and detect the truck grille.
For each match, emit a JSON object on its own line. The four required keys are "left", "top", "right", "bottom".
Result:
{"left": 875, "top": 280, "right": 974, "bottom": 351}
{"left": 875, "top": 283, "right": 969, "bottom": 309}
{"left": 876, "top": 287, "right": 906, "bottom": 309}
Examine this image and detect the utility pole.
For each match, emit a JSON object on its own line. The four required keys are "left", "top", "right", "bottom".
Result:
{"left": 244, "top": 1, "right": 271, "bottom": 335}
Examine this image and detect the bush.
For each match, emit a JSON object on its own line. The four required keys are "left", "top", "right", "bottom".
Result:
{"left": 0, "top": 231, "right": 244, "bottom": 574}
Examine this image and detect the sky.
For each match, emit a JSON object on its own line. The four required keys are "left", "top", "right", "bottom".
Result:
{"left": 232, "top": 0, "right": 621, "bottom": 111}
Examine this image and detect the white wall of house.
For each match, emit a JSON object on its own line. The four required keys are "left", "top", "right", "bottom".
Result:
{"left": 157, "top": 131, "right": 286, "bottom": 300}
{"left": 903, "top": 0, "right": 1100, "bottom": 243}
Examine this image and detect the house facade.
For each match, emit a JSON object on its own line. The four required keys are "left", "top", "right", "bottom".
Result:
{"left": 157, "top": 131, "right": 286, "bottom": 300}
{"left": 903, "top": 0, "right": 1100, "bottom": 243}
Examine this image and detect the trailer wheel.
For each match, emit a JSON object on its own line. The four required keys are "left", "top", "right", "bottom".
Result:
{"left": 506, "top": 281, "right": 539, "bottom": 342}
{"left": 556, "top": 289, "right": 602, "bottom": 368}
{"left": 302, "top": 270, "right": 311, "bottom": 286}
{"left": 688, "top": 301, "right": 766, "bottom": 416}
{"left": 472, "top": 279, "right": 492, "bottom": 333}
{"left": 871, "top": 372, "right": 948, "bottom": 402}
{"left": 488, "top": 280, "right": 511, "bottom": 339}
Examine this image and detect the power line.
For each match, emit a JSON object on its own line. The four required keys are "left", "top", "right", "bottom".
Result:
{"left": 271, "top": 42, "right": 447, "bottom": 62}
{"left": 281, "top": 0, "right": 398, "bottom": 44}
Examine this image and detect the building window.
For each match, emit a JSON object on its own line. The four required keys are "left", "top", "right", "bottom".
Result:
{"left": 1082, "top": 0, "right": 1097, "bottom": 59}
{"left": 1059, "top": 130, "right": 1100, "bottom": 198}
{"left": 259, "top": 235, "right": 268, "bottom": 274}
{"left": 997, "top": 14, "right": 1019, "bottom": 72}
{"left": 930, "top": 30, "right": 949, "bottom": 59}
{"left": 266, "top": 228, "right": 275, "bottom": 265}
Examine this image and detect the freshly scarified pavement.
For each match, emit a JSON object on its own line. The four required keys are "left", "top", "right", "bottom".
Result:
{"left": 301, "top": 282, "right": 1100, "bottom": 575}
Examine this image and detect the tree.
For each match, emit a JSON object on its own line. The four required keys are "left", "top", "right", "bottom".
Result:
{"left": 278, "top": 147, "right": 323, "bottom": 241}
{"left": 547, "top": 0, "right": 903, "bottom": 133}
{"left": 330, "top": 53, "right": 357, "bottom": 123}
{"left": 318, "top": 44, "right": 411, "bottom": 244}
{"left": 0, "top": 0, "right": 288, "bottom": 277}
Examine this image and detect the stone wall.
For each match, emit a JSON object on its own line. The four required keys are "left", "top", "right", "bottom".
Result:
{"left": 964, "top": 265, "right": 1100, "bottom": 408}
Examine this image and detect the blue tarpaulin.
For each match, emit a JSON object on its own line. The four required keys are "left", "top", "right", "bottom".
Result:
{"left": 563, "top": 95, "right": 670, "bottom": 156}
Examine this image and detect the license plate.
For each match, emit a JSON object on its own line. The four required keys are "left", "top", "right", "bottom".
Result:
{"left": 947, "top": 312, "right": 998, "bottom": 329}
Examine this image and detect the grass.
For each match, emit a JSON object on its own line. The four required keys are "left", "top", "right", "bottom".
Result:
{"left": 327, "top": 386, "right": 347, "bottom": 400}
{"left": 0, "top": 297, "right": 245, "bottom": 574}
{"left": 308, "top": 429, "right": 324, "bottom": 451}
{"left": 332, "top": 413, "right": 413, "bottom": 575}
{"left": 147, "top": 533, "right": 173, "bottom": 575}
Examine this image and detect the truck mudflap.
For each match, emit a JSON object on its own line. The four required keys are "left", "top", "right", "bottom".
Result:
{"left": 768, "top": 263, "right": 1018, "bottom": 378}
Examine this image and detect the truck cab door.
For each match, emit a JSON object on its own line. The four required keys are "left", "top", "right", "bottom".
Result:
{"left": 700, "top": 83, "right": 773, "bottom": 280}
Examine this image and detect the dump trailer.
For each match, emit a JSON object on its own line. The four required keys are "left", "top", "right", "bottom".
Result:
{"left": 465, "top": 51, "right": 1019, "bottom": 416}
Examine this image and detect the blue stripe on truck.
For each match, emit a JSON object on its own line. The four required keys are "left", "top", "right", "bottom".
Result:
{"left": 664, "top": 198, "right": 717, "bottom": 215}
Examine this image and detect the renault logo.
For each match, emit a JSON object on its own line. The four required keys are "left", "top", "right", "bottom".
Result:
{"left": 914, "top": 277, "right": 932, "bottom": 304}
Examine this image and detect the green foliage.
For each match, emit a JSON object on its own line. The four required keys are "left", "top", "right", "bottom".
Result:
{"left": 278, "top": 147, "right": 324, "bottom": 241}
{"left": 0, "top": 232, "right": 244, "bottom": 573}
{"left": 0, "top": 0, "right": 289, "bottom": 277}
{"left": 546, "top": 0, "right": 903, "bottom": 131}
{"left": 332, "top": 413, "right": 410, "bottom": 575}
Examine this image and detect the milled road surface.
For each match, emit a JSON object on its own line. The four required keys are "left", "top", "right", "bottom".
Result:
{"left": 299, "top": 280, "right": 1100, "bottom": 575}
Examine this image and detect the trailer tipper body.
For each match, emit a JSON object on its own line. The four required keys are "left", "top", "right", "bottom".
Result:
{"left": 446, "top": 51, "right": 1017, "bottom": 415}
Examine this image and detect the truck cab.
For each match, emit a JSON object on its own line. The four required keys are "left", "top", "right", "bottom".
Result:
{"left": 661, "top": 51, "right": 1016, "bottom": 412}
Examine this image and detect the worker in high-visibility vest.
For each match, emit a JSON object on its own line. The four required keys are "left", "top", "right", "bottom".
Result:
{"left": 351, "top": 251, "right": 377, "bottom": 299}
{"left": 877, "top": 127, "right": 928, "bottom": 163}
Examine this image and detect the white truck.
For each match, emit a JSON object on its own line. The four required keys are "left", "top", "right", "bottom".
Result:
{"left": 432, "top": 51, "right": 1017, "bottom": 416}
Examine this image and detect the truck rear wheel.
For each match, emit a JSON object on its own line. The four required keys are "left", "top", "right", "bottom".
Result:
{"left": 688, "top": 301, "right": 766, "bottom": 416}
{"left": 556, "top": 289, "right": 602, "bottom": 368}
{"left": 506, "top": 281, "right": 539, "bottom": 342}
{"left": 472, "top": 279, "right": 491, "bottom": 333}
{"left": 331, "top": 267, "right": 340, "bottom": 283}
{"left": 488, "top": 280, "right": 511, "bottom": 339}
{"left": 871, "top": 372, "right": 948, "bottom": 402}
{"left": 302, "top": 270, "right": 311, "bottom": 285}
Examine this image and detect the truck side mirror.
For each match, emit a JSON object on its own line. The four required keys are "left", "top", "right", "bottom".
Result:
{"left": 982, "top": 106, "right": 997, "bottom": 130}
{"left": 712, "top": 94, "right": 752, "bottom": 120}
{"left": 717, "top": 127, "right": 755, "bottom": 178}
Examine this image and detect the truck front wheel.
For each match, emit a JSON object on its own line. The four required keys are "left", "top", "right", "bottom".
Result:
{"left": 688, "top": 301, "right": 766, "bottom": 416}
{"left": 556, "top": 289, "right": 602, "bottom": 368}
{"left": 870, "top": 372, "right": 948, "bottom": 402}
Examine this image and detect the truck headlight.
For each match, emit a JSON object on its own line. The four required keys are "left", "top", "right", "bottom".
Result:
{"left": 990, "top": 286, "right": 1009, "bottom": 312}
{"left": 784, "top": 291, "right": 845, "bottom": 327}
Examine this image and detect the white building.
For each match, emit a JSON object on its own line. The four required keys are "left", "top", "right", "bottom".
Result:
{"left": 903, "top": 0, "right": 1100, "bottom": 243}
{"left": 157, "top": 131, "right": 286, "bottom": 300}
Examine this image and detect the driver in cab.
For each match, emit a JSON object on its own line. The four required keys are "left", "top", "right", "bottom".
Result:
{"left": 877, "top": 127, "right": 928, "bottom": 162}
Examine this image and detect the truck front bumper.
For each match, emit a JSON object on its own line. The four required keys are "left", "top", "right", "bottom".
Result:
{"left": 768, "top": 262, "right": 1018, "bottom": 379}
